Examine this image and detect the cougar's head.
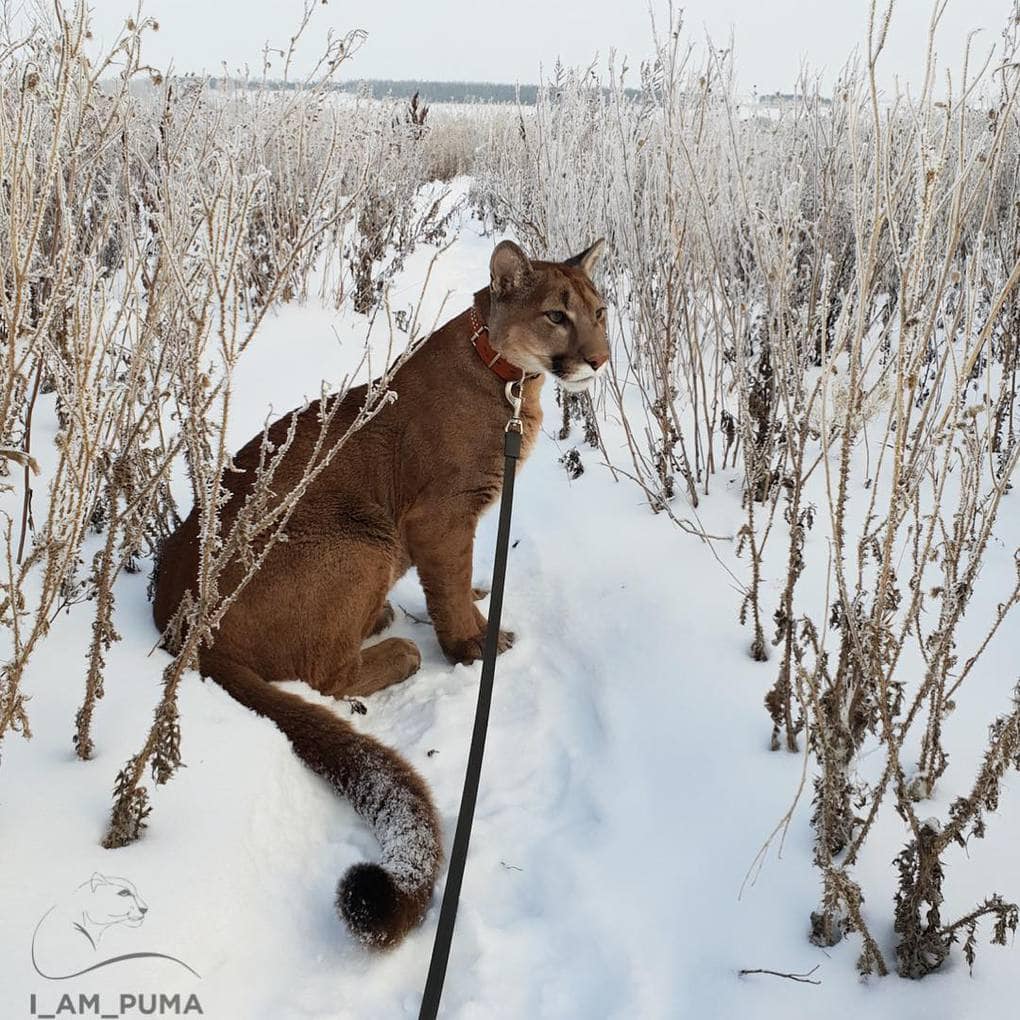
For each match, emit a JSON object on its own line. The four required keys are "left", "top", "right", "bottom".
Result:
{"left": 78, "top": 873, "right": 149, "bottom": 930}
{"left": 486, "top": 240, "right": 610, "bottom": 392}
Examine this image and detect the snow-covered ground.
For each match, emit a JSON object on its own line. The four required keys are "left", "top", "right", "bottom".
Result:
{"left": 2, "top": 192, "right": 1018, "bottom": 1020}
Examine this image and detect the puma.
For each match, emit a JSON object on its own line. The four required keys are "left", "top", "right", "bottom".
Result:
{"left": 153, "top": 239, "right": 609, "bottom": 948}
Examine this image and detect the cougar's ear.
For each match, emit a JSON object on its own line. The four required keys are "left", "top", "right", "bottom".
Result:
{"left": 90, "top": 873, "right": 109, "bottom": 892}
{"left": 565, "top": 238, "right": 605, "bottom": 277}
{"left": 490, "top": 240, "right": 533, "bottom": 298}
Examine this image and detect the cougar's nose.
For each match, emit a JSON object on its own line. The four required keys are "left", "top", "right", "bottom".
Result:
{"left": 586, "top": 351, "right": 609, "bottom": 370}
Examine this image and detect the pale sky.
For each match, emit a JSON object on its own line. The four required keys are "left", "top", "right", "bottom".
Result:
{"left": 87, "top": 0, "right": 1015, "bottom": 95}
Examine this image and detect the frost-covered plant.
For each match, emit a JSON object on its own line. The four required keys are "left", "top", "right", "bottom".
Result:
{"left": 0, "top": 4, "right": 172, "bottom": 751}
{"left": 333, "top": 93, "right": 458, "bottom": 315}
{"left": 473, "top": 0, "right": 1020, "bottom": 981}
{"left": 0, "top": 4, "right": 445, "bottom": 832}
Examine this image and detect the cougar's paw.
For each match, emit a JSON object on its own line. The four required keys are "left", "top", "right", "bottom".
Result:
{"left": 495, "top": 628, "right": 515, "bottom": 654}
{"left": 386, "top": 637, "right": 422, "bottom": 681}
{"left": 327, "top": 638, "right": 422, "bottom": 699}
{"left": 370, "top": 600, "right": 395, "bottom": 636}
{"left": 446, "top": 629, "right": 515, "bottom": 665}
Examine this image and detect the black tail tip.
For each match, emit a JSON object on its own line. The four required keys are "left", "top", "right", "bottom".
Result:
{"left": 338, "top": 863, "right": 419, "bottom": 949}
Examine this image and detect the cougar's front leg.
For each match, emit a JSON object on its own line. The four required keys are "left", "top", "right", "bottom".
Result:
{"left": 407, "top": 515, "right": 513, "bottom": 665}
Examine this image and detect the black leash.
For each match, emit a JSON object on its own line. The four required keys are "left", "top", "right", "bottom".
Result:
{"left": 418, "top": 382, "right": 524, "bottom": 1020}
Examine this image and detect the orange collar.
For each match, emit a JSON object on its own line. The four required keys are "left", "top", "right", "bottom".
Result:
{"left": 469, "top": 306, "right": 527, "bottom": 384}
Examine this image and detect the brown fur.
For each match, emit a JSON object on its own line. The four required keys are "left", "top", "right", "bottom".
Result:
{"left": 152, "top": 240, "right": 609, "bottom": 947}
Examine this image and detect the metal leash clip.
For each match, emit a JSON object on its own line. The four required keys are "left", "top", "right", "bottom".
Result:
{"left": 504, "top": 380, "right": 524, "bottom": 433}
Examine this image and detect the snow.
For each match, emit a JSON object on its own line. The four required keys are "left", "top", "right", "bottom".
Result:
{"left": 2, "top": 185, "right": 1019, "bottom": 1019}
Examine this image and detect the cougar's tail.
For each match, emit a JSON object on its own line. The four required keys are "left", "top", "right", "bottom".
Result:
{"left": 201, "top": 652, "right": 442, "bottom": 948}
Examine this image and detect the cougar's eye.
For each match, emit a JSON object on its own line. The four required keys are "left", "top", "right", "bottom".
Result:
{"left": 595, "top": 307, "right": 606, "bottom": 322}
{"left": 545, "top": 310, "right": 566, "bottom": 325}
{"left": 118, "top": 889, "right": 132, "bottom": 897}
